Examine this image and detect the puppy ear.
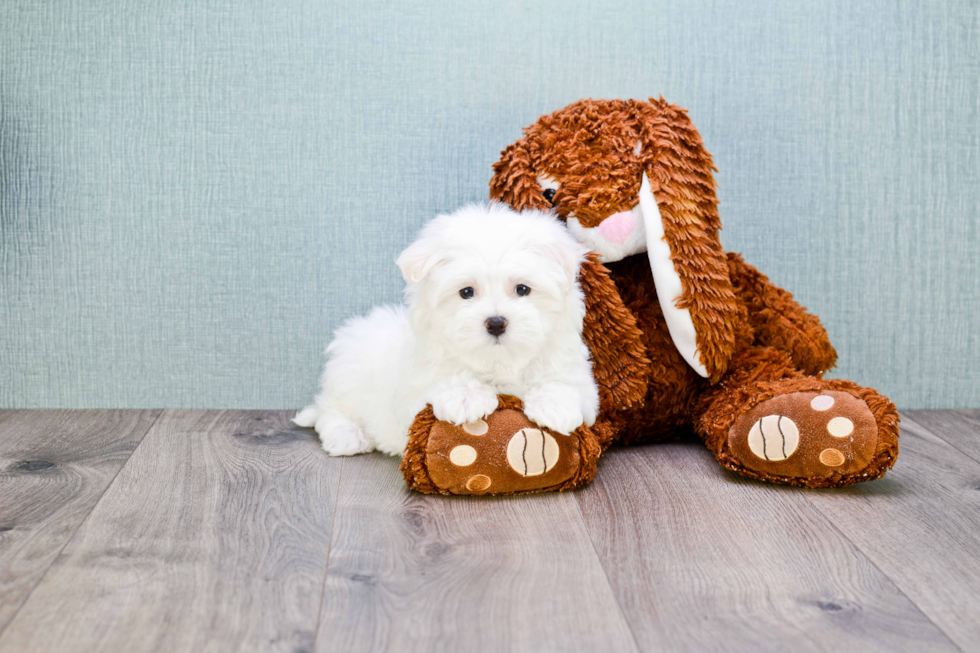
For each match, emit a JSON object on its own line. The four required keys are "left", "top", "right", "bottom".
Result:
{"left": 396, "top": 234, "right": 445, "bottom": 284}
{"left": 537, "top": 232, "right": 589, "bottom": 292}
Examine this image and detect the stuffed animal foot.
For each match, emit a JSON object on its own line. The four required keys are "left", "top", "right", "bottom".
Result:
{"left": 400, "top": 395, "right": 602, "bottom": 496}
{"left": 724, "top": 387, "right": 899, "bottom": 487}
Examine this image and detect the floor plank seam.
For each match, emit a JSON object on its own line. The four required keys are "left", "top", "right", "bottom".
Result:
{"left": 0, "top": 409, "right": 164, "bottom": 641}
{"left": 800, "top": 492, "right": 966, "bottom": 653}
{"left": 573, "top": 494, "right": 644, "bottom": 653}
{"left": 901, "top": 413, "right": 980, "bottom": 468}
{"left": 311, "top": 455, "right": 345, "bottom": 652}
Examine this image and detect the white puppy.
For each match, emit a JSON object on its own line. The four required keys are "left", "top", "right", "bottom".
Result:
{"left": 294, "top": 203, "right": 599, "bottom": 456}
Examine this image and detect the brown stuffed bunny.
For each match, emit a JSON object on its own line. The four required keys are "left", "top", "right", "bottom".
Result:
{"left": 401, "top": 98, "right": 899, "bottom": 495}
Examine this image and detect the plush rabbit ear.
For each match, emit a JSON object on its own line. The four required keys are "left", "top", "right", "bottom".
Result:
{"left": 490, "top": 137, "right": 553, "bottom": 211}
{"left": 632, "top": 98, "right": 743, "bottom": 382}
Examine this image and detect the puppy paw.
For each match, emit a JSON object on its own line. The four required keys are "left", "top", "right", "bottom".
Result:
{"left": 314, "top": 411, "right": 373, "bottom": 456}
{"left": 580, "top": 398, "right": 597, "bottom": 428}
{"left": 429, "top": 379, "right": 500, "bottom": 425}
{"left": 523, "top": 384, "right": 586, "bottom": 436}
{"left": 580, "top": 387, "right": 599, "bottom": 427}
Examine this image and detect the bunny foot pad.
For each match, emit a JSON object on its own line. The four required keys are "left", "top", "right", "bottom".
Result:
{"left": 728, "top": 390, "right": 881, "bottom": 483}
{"left": 401, "top": 397, "right": 601, "bottom": 496}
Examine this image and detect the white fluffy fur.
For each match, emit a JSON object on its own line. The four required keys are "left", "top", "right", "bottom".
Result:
{"left": 294, "top": 203, "right": 599, "bottom": 456}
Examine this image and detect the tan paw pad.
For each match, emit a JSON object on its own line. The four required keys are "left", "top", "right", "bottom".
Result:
{"left": 747, "top": 415, "right": 800, "bottom": 461}
{"left": 819, "top": 448, "right": 846, "bottom": 467}
{"left": 449, "top": 445, "right": 477, "bottom": 466}
{"left": 466, "top": 474, "right": 492, "bottom": 492}
{"left": 506, "top": 428, "right": 559, "bottom": 477}
{"left": 810, "top": 395, "right": 835, "bottom": 411}
{"left": 462, "top": 419, "right": 488, "bottom": 435}
{"left": 827, "top": 417, "right": 854, "bottom": 437}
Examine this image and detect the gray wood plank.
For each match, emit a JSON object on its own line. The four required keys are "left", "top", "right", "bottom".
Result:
{"left": 316, "top": 453, "right": 639, "bottom": 653}
{"left": 0, "top": 410, "right": 342, "bottom": 653}
{"left": 576, "top": 442, "right": 960, "bottom": 653}
{"left": 902, "top": 410, "right": 980, "bottom": 463}
{"left": 0, "top": 409, "right": 160, "bottom": 634}
{"left": 802, "top": 413, "right": 980, "bottom": 652}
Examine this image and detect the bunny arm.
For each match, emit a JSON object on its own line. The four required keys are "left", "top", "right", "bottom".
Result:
{"left": 726, "top": 252, "right": 838, "bottom": 376}
{"left": 578, "top": 253, "right": 651, "bottom": 416}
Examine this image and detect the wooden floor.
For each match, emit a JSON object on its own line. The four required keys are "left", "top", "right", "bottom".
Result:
{"left": 0, "top": 410, "right": 978, "bottom": 652}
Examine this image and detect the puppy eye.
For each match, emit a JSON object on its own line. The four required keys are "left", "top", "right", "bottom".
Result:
{"left": 459, "top": 287, "right": 475, "bottom": 299}
{"left": 515, "top": 284, "right": 531, "bottom": 297}
{"left": 542, "top": 188, "right": 556, "bottom": 206}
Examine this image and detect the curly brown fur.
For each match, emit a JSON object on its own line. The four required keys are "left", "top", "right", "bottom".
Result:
{"left": 400, "top": 405, "right": 442, "bottom": 494}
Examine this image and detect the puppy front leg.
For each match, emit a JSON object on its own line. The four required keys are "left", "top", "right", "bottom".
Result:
{"left": 523, "top": 382, "right": 597, "bottom": 436}
{"left": 427, "top": 375, "right": 500, "bottom": 425}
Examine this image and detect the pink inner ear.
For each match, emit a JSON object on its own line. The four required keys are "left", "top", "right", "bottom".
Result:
{"left": 597, "top": 210, "right": 636, "bottom": 245}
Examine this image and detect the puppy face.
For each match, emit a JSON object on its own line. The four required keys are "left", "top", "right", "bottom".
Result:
{"left": 397, "top": 204, "right": 587, "bottom": 372}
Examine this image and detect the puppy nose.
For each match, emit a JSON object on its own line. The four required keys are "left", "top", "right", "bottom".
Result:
{"left": 485, "top": 316, "right": 507, "bottom": 337}
{"left": 597, "top": 209, "right": 636, "bottom": 245}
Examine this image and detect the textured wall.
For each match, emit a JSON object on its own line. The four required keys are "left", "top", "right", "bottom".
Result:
{"left": 1, "top": 0, "right": 977, "bottom": 409}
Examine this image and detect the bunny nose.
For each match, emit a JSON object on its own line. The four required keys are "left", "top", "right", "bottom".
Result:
{"left": 485, "top": 316, "right": 507, "bottom": 337}
{"left": 597, "top": 210, "right": 636, "bottom": 245}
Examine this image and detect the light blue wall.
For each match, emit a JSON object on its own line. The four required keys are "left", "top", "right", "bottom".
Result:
{"left": 1, "top": 0, "right": 977, "bottom": 409}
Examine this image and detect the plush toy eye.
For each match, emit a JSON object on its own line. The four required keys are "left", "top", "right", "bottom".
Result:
{"left": 537, "top": 175, "right": 560, "bottom": 207}
{"left": 515, "top": 284, "right": 531, "bottom": 297}
{"left": 459, "top": 287, "right": 475, "bottom": 299}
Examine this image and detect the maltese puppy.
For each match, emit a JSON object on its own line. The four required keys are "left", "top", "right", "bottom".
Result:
{"left": 294, "top": 203, "right": 599, "bottom": 456}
